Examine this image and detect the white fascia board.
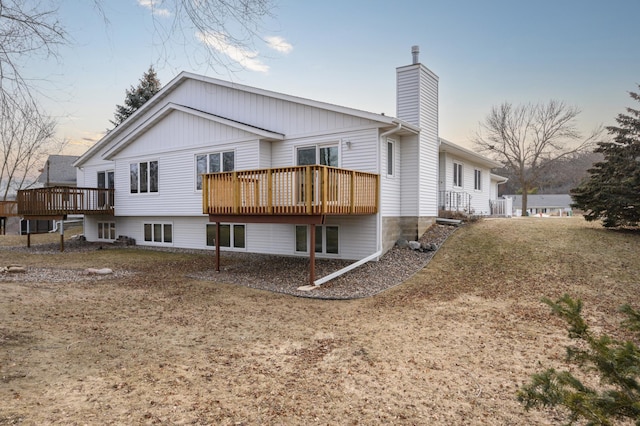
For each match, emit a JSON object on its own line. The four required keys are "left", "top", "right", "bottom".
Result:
{"left": 439, "top": 138, "right": 503, "bottom": 169}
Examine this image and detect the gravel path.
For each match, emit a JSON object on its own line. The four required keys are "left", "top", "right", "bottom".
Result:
{"left": 0, "top": 224, "right": 458, "bottom": 299}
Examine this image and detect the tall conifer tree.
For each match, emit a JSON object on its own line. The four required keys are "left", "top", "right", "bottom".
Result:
{"left": 111, "top": 66, "right": 161, "bottom": 127}
{"left": 571, "top": 86, "right": 640, "bottom": 227}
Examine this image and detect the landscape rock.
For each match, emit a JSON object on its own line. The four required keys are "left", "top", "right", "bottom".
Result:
{"left": 408, "top": 241, "right": 421, "bottom": 250}
{"left": 85, "top": 268, "right": 113, "bottom": 275}
{"left": 395, "top": 239, "right": 409, "bottom": 248}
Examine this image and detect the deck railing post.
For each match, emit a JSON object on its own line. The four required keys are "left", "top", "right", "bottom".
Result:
{"left": 321, "top": 166, "right": 328, "bottom": 214}
{"left": 305, "top": 166, "right": 312, "bottom": 214}
{"left": 232, "top": 172, "right": 239, "bottom": 214}
{"left": 350, "top": 170, "right": 356, "bottom": 214}
{"left": 267, "top": 170, "right": 273, "bottom": 214}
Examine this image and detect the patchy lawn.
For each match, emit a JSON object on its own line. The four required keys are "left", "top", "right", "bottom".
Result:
{"left": 0, "top": 217, "right": 638, "bottom": 425}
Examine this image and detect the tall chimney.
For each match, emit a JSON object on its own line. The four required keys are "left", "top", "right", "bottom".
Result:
{"left": 411, "top": 45, "right": 420, "bottom": 64}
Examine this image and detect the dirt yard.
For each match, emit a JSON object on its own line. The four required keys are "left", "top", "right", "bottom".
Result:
{"left": 1, "top": 217, "right": 638, "bottom": 425}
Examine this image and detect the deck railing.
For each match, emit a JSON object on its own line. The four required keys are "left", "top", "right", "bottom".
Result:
{"left": 202, "top": 165, "right": 379, "bottom": 216}
{"left": 439, "top": 190, "right": 472, "bottom": 213}
{"left": 17, "top": 187, "right": 115, "bottom": 216}
{"left": 0, "top": 201, "right": 18, "bottom": 216}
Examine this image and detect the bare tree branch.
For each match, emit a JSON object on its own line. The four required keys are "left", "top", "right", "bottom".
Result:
{"left": 474, "top": 100, "right": 603, "bottom": 214}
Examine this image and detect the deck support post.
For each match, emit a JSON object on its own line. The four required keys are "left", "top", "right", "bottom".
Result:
{"left": 59, "top": 219, "right": 64, "bottom": 252}
{"left": 215, "top": 221, "right": 220, "bottom": 272}
{"left": 26, "top": 220, "right": 30, "bottom": 248}
{"left": 309, "top": 223, "right": 316, "bottom": 286}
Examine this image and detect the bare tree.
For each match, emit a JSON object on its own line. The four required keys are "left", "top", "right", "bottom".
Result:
{"left": 148, "top": 0, "right": 275, "bottom": 73}
{"left": 0, "top": 98, "right": 64, "bottom": 200}
{"left": 0, "top": 0, "right": 67, "bottom": 110}
{"left": 0, "top": 0, "right": 274, "bottom": 196}
{"left": 474, "top": 100, "right": 602, "bottom": 215}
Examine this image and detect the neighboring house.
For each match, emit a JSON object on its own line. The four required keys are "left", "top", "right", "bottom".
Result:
{"left": 509, "top": 194, "right": 574, "bottom": 217}
{"left": 19, "top": 155, "right": 82, "bottom": 235}
{"left": 37, "top": 155, "right": 80, "bottom": 187}
{"left": 17, "top": 46, "right": 506, "bottom": 280}
{"left": 438, "top": 139, "right": 507, "bottom": 216}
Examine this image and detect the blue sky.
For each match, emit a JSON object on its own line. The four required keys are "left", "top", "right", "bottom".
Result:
{"left": 33, "top": 0, "right": 640, "bottom": 155}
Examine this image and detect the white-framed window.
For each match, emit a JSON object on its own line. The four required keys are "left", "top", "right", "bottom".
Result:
{"left": 387, "top": 139, "right": 395, "bottom": 176}
{"left": 143, "top": 222, "right": 172, "bottom": 244}
{"left": 474, "top": 169, "right": 482, "bottom": 191}
{"left": 98, "top": 222, "right": 116, "bottom": 240}
{"left": 296, "top": 144, "right": 339, "bottom": 167}
{"left": 206, "top": 223, "right": 246, "bottom": 249}
{"left": 295, "top": 225, "right": 339, "bottom": 254}
{"left": 453, "top": 162, "right": 463, "bottom": 187}
{"left": 196, "top": 151, "right": 235, "bottom": 190}
{"left": 130, "top": 160, "right": 158, "bottom": 194}
{"left": 97, "top": 170, "right": 115, "bottom": 207}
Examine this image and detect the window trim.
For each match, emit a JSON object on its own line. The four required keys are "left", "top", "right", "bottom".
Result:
{"left": 195, "top": 150, "right": 236, "bottom": 191}
{"left": 386, "top": 139, "right": 396, "bottom": 177}
{"left": 97, "top": 221, "right": 116, "bottom": 240}
{"left": 295, "top": 142, "right": 340, "bottom": 167}
{"left": 205, "top": 223, "right": 246, "bottom": 251}
{"left": 143, "top": 222, "right": 173, "bottom": 245}
{"left": 474, "top": 169, "right": 482, "bottom": 191}
{"left": 294, "top": 225, "right": 340, "bottom": 255}
{"left": 453, "top": 162, "right": 463, "bottom": 188}
{"left": 130, "top": 160, "right": 159, "bottom": 194}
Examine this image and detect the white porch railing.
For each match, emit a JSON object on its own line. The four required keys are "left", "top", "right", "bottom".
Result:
{"left": 490, "top": 197, "right": 513, "bottom": 217}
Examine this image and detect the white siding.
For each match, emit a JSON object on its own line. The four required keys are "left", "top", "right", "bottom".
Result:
{"left": 396, "top": 64, "right": 439, "bottom": 217}
{"left": 141, "top": 79, "right": 379, "bottom": 138}
{"left": 78, "top": 75, "right": 388, "bottom": 258}
{"left": 84, "top": 215, "right": 375, "bottom": 260}
{"left": 440, "top": 152, "right": 493, "bottom": 216}
{"left": 399, "top": 134, "right": 419, "bottom": 216}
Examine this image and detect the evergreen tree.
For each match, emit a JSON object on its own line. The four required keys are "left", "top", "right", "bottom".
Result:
{"left": 518, "top": 295, "right": 640, "bottom": 425}
{"left": 110, "top": 66, "right": 161, "bottom": 127}
{"left": 571, "top": 86, "right": 640, "bottom": 227}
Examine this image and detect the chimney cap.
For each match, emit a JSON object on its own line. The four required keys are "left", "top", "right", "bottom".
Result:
{"left": 411, "top": 45, "right": 420, "bottom": 64}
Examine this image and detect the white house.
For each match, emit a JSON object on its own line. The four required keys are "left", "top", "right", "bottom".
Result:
{"left": 60, "top": 46, "right": 504, "bottom": 282}
{"left": 438, "top": 139, "right": 506, "bottom": 216}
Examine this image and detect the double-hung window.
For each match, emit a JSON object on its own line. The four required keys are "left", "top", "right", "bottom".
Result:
{"left": 474, "top": 169, "right": 482, "bottom": 191}
{"left": 130, "top": 161, "right": 158, "bottom": 194}
{"left": 196, "top": 151, "right": 235, "bottom": 190}
{"left": 295, "top": 225, "right": 339, "bottom": 255}
{"left": 453, "top": 162, "right": 463, "bottom": 187}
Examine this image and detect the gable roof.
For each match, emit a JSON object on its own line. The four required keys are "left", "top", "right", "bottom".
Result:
{"left": 76, "top": 71, "right": 418, "bottom": 167}
{"left": 102, "top": 103, "right": 285, "bottom": 161}
{"left": 37, "top": 155, "right": 80, "bottom": 186}
{"left": 438, "top": 138, "right": 503, "bottom": 169}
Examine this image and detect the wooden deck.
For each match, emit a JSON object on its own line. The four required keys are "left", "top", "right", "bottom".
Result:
{"left": 0, "top": 201, "right": 18, "bottom": 217}
{"left": 17, "top": 187, "right": 115, "bottom": 217}
{"left": 202, "top": 165, "right": 379, "bottom": 217}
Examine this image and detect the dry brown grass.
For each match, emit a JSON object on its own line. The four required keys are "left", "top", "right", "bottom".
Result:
{"left": 0, "top": 217, "right": 638, "bottom": 425}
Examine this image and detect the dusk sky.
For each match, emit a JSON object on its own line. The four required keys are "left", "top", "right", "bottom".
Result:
{"left": 32, "top": 0, "right": 640, "bottom": 156}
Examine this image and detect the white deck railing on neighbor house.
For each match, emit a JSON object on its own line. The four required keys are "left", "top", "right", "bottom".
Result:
{"left": 490, "top": 197, "right": 513, "bottom": 217}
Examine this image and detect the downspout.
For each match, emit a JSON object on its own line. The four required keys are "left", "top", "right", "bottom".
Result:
{"left": 377, "top": 122, "right": 404, "bottom": 256}
{"left": 301, "top": 122, "right": 405, "bottom": 290}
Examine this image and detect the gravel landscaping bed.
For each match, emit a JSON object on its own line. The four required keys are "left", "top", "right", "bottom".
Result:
{"left": 0, "top": 224, "right": 458, "bottom": 299}
{"left": 191, "top": 223, "right": 457, "bottom": 299}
